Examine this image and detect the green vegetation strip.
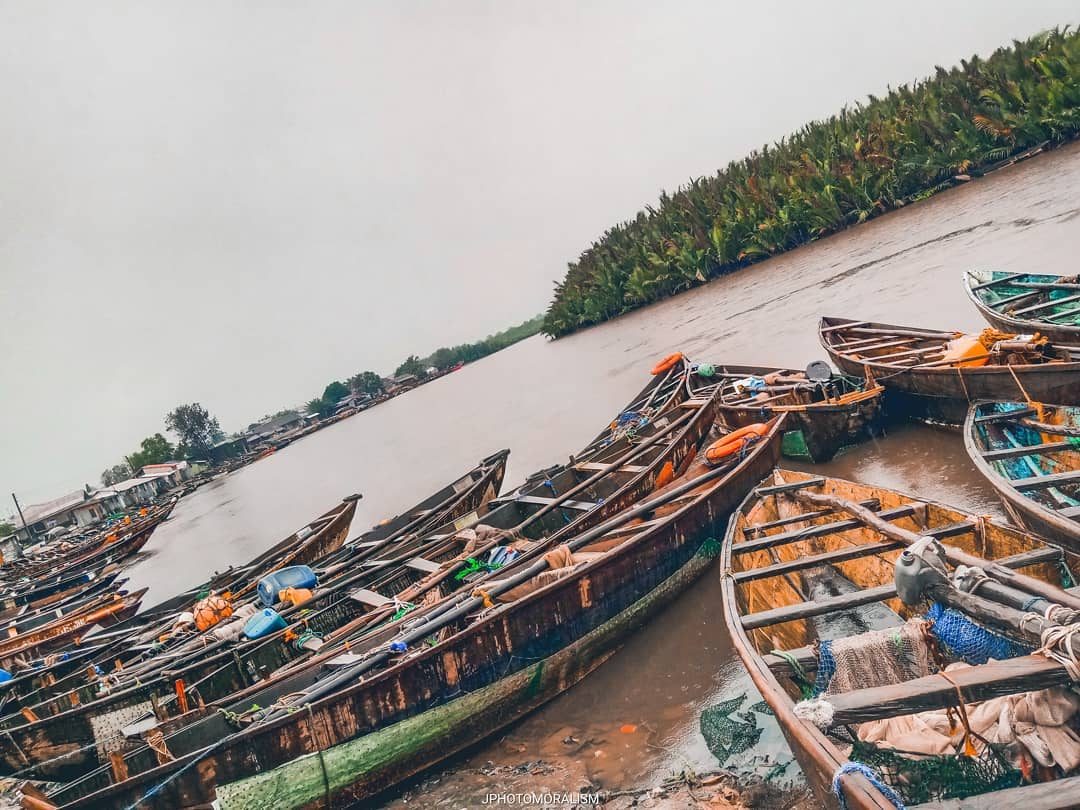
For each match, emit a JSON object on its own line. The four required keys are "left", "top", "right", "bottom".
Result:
{"left": 543, "top": 28, "right": 1080, "bottom": 337}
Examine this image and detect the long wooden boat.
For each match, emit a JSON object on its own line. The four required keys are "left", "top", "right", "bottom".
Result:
{"left": 0, "top": 455, "right": 510, "bottom": 771}
{"left": 0, "top": 386, "right": 713, "bottom": 781}
{"left": 43, "top": 411, "right": 785, "bottom": 809}
{"left": 687, "top": 362, "right": 883, "bottom": 461}
{"left": 964, "top": 270, "right": 1080, "bottom": 344}
{"left": 0, "top": 589, "right": 146, "bottom": 670}
{"left": 819, "top": 316, "right": 1080, "bottom": 424}
{"left": 965, "top": 401, "right": 1080, "bottom": 552}
{"left": 723, "top": 468, "right": 1080, "bottom": 809}
{"left": 0, "top": 500, "right": 176, "bottom": 585}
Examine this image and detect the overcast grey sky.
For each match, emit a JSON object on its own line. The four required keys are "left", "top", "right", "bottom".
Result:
{"left": 0, "top": 1, "right": 1074, "bottom": 504}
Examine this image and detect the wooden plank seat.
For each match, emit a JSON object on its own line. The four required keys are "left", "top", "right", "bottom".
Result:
{"left": 742, "top": 499, "right": 881, "bottom": 536}
{"left": 1014, "top": 470, "right": 1080, "bottom": 492}
{"left": 348, "top": 588, "right": 391, "bottom": 607}
{"left": 825, "top": 654, "right": 1068, "bottom": 726}
{"left": 732, "top": 504, "right": 921, "bottom": 555}
{"left": 403, "top": 557, "right": 442, "bottom": 574}
{"left": 974, "top": 407, "right": 1036, "bottom": 424}
{"left": 573, "top": 462, "right": 648, "bottom": 474}
{"left": 1012, "top": 293, "right": 1080, "bottom": 316}
{"left": 980, "top": 441, "right": 1073, "bottom": 461}
{"left": 754, "top": 477, "right": 826, "bottom": 497}
{"left": 912, "top": 773, "right": 1080, "bottom": 809}
{"left": 733, "top": 540, "right": 903, "bottom": 583}
{"left": 969, "top": 272, "right": 1027, "bottom": 292}
{"left": 741, "top": 545, "right": 1056, "bottom": 630}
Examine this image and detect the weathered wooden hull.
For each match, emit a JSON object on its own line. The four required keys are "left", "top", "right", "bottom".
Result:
{"left": 0, "top": 499, "right": 360, "bottom": 780}
{"left": 689, "top": 364, "right": 884, "bottom": 462}
{"left": 964, "top": 270, "right": 1080, "bottom": 345}
{"left": 722, "top": 468, "right": 1080, "bottom": 809}
{"left": 53, "top": 417, "right": 783, "bottom": 809}
{"left": 719, "top": 400, "right": 882, "bottom": 463}
{"left": 2, "top": 400, "right": 712, "bottom": 783}
{"left": 820, "top": 317, "right": 1080, "bottom": 425}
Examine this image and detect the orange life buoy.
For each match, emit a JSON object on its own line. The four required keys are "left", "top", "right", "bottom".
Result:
{"left": 650, "top": 352, "right": 684, "bottom": 375}
{"left": 704, "top": 423, "right": 769, "bottom": 464}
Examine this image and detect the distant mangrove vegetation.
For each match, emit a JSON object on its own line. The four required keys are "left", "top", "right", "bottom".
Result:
{"left": 542, "top": 28, "right": 1080, "bottom": 337}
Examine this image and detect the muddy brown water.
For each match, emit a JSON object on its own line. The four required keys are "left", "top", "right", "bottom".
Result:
{"left": 122, "top": 142, "right": 1080, "bottom": 804}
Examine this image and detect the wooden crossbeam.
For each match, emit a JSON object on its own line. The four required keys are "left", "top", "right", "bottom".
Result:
{"left": 1011, "top": 280, "right": 1080, "bottom": 292}
{"left": 1014, "top": 469, "right": 1080, "bottom": 491}
{"left": 733, "top": 504, "right": 919, "bottom": 555}
{"left": 754, "top": 477, "right": 825, "bottom": 497}
{"left": 913, "top": 773, "right": 1080, "bottom": 810}
{"left": 348, "top": 588, "right": 390, "bottom": 607}
{"left": 743, "top": 546, "right": 1061, "bottom": 632}
{"left": 573, "top": 462, "right": 647, "bottom": 474}
{"left": 864, "top": 346, "right": 942, "bottom": 364}
{"left": 974, "top": 407, "right": 1036, "bottom": 424}
{"left": 1044, "top": 306, "right": 1080, "bottom": 323}
{"left": 1013, "top": 293, "right": 1080, "bottom": 316}
{"left": 825, "top": 654, "right": 1068, "bottom": 726}
{"left": 404, "top": 557, "right": 441, "bottom": 574}
{"left": 981, "top": 441, "right": 1072, "bottom": 461}
{"left": 509, "top": 495, "right": 596, "bottom": 510}
{"left": 742, "top": 499, "right": 880, "bottom": 536}
{"left": 992, "top": 289, "right": 1042, "bottom": 308}
{"left": 820, "top": 320, "right": 868, "bottom": 334}
{"left": 741, "top": 584, "right": 898, "bottom": 630}
{"left": 733, "top": 540, "right": 902, "bottom": 583}
{"left": 969, "top": 272, "right": 1027, "bottom": 291}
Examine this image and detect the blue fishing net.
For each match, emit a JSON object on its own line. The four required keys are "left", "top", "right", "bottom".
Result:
{"left": 926, "top": 602, "right": 1031, "bottom": 664}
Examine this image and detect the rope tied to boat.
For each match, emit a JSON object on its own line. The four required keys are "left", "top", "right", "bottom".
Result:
{"left": 831, "top": 761, "right": 906, "bottom": 810}
{"left": 1035, "top": 622, "right": 1080, "bottom": 680}
{"left": 1007, "top": 363, "right": 1034, "bottom": 405}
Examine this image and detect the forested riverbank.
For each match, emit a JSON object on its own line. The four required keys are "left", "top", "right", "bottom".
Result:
{"left": 542, "top": 27, "right": 1080, "bottom": 338}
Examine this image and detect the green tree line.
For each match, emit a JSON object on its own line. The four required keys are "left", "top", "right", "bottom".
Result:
{"left": 542, "top": 28, "right": 1080, "bottom": 337}
{"left": 303, "top": 316, "right": 544, "bottom": 416}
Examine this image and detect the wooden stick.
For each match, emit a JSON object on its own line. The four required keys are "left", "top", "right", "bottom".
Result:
{"left": 841, "top": 326, "right": 959, "bottom": 341}
{"left": 791, "top": 490, "right": 1080, "bottom": 610}
{"left": 969, "top": 272, "right": 1027, "bottom": 291}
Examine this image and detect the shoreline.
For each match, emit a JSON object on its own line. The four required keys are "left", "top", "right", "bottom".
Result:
{"left": 545, "top": 136, "right": 1080, "bottom": 343}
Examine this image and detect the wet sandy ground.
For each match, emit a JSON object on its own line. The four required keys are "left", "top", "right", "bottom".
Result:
{"left": 121, "top": 142, "right": 1080, "bottom": 805}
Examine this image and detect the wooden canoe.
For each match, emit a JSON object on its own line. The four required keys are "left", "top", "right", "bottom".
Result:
{"left": 722, "top": 468, "right": 1080, "bottom": 809}
{"left": 0, "top": 389, "right": 715, "bottom": 781}
{"left": 965, "top": 401, "right": 1080, "bottom": 553}
{"left": 44, "top": 413, "right": 786, "bottom": 809}
{"left": 687, "top": 362, "right": 884, "bottom": 462}
{"left": 0, "top": 500, "right": 176, "bottom": 584}
{"left": 819, "top": 316, "right": 1080, "bottom": 424}
{"left": 964, "top": 270, "right": 1080, "bottom": 344}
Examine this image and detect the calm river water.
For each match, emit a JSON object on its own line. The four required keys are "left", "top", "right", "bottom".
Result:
{"left": 124, "top": 142, "right": 1080, "bottom": 804}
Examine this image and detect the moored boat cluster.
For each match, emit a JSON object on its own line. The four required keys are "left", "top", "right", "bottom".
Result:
{"left": 7, "top": 271, "right": 1080, "bottom": 808}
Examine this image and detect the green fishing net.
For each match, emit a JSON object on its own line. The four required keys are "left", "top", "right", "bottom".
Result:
{"left": 846, "top": 737, "right": 1022, "bottom": 804}
{"left": 700, "top": 694, "right": 764, "bottom": 764}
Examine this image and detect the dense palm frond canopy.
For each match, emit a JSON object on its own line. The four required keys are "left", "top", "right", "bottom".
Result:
{"left": 542, "top": 28, "right": 1080, "bottom": 338}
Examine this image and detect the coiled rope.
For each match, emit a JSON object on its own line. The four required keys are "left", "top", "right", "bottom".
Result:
{"left": 832, "top": 761, "right": 906, "bottom": 810}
